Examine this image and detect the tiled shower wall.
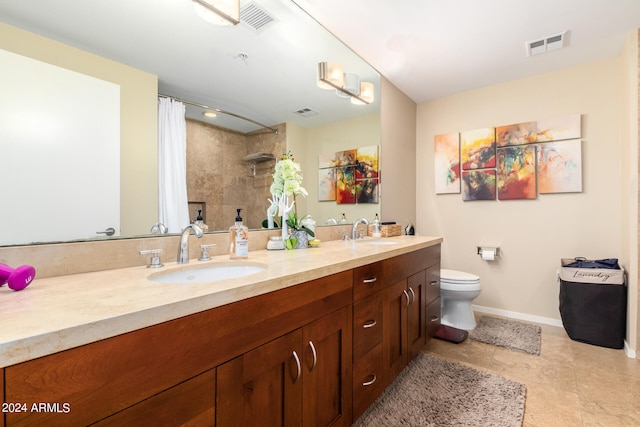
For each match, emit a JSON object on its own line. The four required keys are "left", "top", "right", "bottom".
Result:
{"left": 185, "top": 120, "right": 286, "bottom": 231}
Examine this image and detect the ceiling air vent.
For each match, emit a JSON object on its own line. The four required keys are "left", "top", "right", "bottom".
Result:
{"left": 526, "top": 31, "right": 568, "bottom": 56}
{"left": 240, "top": 3, "right": 275, "bottom": 32}
{"left": 294, "top": 107, "right": 318, "bottom": 117}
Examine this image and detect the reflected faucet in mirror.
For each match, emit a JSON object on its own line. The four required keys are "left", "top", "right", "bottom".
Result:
{"left": 150, "top": 223, "right": 168, "bottom": 234}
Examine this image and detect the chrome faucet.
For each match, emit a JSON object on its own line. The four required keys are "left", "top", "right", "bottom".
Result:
{"left": 177, "top": 224, "right": 203, "bottom": 264}
{"left": 150, "top": 222, "right": 168, "bottom": 234}
{"left": 351, "top": 218, "right": 369, "bottom": 240}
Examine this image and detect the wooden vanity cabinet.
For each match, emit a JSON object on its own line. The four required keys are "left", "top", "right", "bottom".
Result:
{"left": 4, "top": 271, "right": 352, "bottom": 427}
{"left": 381, "top": 246, "right": 441, "bottom": 390}
{"left": 217, "top": 305, "right": 352, "bottom": 427}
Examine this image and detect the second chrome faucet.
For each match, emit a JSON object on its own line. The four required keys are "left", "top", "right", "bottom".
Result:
{"left": 178, "top": 224, "right": 203, "bottom": 264}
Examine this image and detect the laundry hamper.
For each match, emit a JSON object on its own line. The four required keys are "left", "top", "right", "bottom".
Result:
{"left": 558, "top": 258, "right": 626, "bottom": 349}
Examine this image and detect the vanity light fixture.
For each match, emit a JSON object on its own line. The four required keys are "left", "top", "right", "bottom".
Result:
{"left": 192, "top": 0, "right": 240, "bottom": 26}
{"left": 317, "top": 62, "right": 374, "bottom": 105}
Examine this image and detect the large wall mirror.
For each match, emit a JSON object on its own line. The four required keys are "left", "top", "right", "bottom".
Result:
{"left": 0, "top": 0, "right": 381, "bottom": 246}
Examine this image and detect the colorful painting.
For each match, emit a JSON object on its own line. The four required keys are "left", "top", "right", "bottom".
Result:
{"left": 336, "top": 166, "right": 356, "bottom": 204}
{"left": 434, "top": 132, "right": 461, "bottom": 194}
{"left": 318, "top": 168, "right": 336, "bottom": 201}
{"left": 461, "top": 128, "right": 496, "bottom": 170}
{"left": 537, "top": 140, "right": 582, "bottom": 193}
{"left": 355, "top": 145, "right": 379, "bottom": 179}
{"left": 462, "top": 169, "right": 496, "bottom": 201}
{"left": 497, "top": 146, "right": 537, "bottom": 200}
{"left": 335, "top": 149, "right": 357, "bottom": 166}
{"left": 496, "top": 114, "right": 581, "bottom": 147}
{"left": 318, "top": 152, "right": 337, "bottom": 169}
{"left": 356, "top": 179, "right": 379, "bottom": 203}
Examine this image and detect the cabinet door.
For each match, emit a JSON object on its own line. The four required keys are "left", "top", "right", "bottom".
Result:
{"left": 407, "top": 270, "right": 427, "bottom": 360}
{"left": 383, "top": 279, "right": 409, "bottom": 385}
{"left": 302, "top": 306, "right": 353, "bottom": 427}
{"left": 217, "top": 330, "right": 303, "bottom": 427}
{"left": 93, "top": 369, "right": 215, "bottom": 427}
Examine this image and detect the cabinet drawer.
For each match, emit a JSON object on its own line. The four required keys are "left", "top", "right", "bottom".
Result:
{"left": 425, "top": 264, "right": 440, "bottom": 304}
{"left": 426, "top": 297, "right": 441, "bottom": 339}
{"left": 353, "top": 292, "right": 383, "bottom": 359}
{"left": 353, "top": 262, "right": 384, "bottom": 301}
{"left": 353, "top": 343, "right": 384, "bottom": 421}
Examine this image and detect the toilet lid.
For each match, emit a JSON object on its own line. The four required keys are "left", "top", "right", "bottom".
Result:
{"left": 441, "top": 269, "right": 480, "bottom": 284}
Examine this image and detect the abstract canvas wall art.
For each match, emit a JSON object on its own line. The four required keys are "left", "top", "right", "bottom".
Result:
{"left": 318, "top": 168, "right": 336, "bottom": 201}
{"left": 336, "top": 166, "right": 356, "bottom": 204}
{"left": 356, "top": 179, "right": 379, "bottom": 203}
{"left": 461, "top": 127, "right": 496, "bottom": 170}
{"left": 462, "top": 169, "right": 496, "bottom": 201}
{"left": 497, "top": 146, "right": 537, "bottom": 200}
{"left": 434, "top": 132, "right": 461, "bottom": 194}
{"left": 318, "top": 152, "right": 337, "bottom": 169}
{"left": 496, "top": 114, "right": 581, "bottom": 147}
{"left": 356, "top": 145, "right": 379, "bottom": 179}
{"left": 537, "top": 139, "right": 582, "bottom": 193}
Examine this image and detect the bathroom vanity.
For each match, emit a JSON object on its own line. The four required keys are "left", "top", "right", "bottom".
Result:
{"left": 0, "top": 236, "right": 441, "bottom": 426}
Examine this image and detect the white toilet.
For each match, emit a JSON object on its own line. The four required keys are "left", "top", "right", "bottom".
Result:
{"left": 440, "top": 269, "right": 482, "bottom": 331}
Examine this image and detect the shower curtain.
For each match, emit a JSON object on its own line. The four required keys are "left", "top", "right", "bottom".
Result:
{"left": 158, "top": 97, "right": 190, "bottom": 233}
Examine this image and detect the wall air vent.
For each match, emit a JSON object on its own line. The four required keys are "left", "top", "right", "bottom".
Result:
{"left": 240, "top": 3, "right": 275, "bottom": 32}
{"left": 294, "top": 107, "right": 318, "bottom": 117}
{"left": 526, "top": 31, "right": 569, "bottom": 56}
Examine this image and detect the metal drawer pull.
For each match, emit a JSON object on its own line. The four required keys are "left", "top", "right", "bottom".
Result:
{"left": 408, "top": 287, "right": 416, "bottom": 305}
{"left": 430, "top": 280, "right": 438, "bottom": 286}
{"left": 292, "top": 351, "right": 301, "bottom": 383}
{"left": 363, "top": 277, "right": 377, "bottom": 284}
{"left": 363, "top": 374, "right": 377, "bottom": 387}
{"left": 308, "top": 341, "right": 317, "bottom": 371}
{"left": 430, "top": 315, "right": 440, "bottom": 322}
{"left": 403, "top": 290, "right": 410, "bottom": 307}
{"left": 363, "top": 319, "right": 377, "bottom": 329}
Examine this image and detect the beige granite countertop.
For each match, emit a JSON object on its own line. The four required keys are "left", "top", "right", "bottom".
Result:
{"left": 0, "top": 235, "right": 442, "bottom": 368}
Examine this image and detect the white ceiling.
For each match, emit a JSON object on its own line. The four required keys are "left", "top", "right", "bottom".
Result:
{"left": 295, "top": 0, "right": 640, "bottom": 103}
{"left": 2, "top": 0, "right": 639, "bottom": 133}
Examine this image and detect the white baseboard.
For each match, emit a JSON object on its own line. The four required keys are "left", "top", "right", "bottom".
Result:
{"left": 625, "top": 341, "right": 637, "bottom": 358}
{"left": 472, "top": 304, "right": 564, "bottom": 328}
{"left": 473, "top": 304, "right": 636, "bottom": 359}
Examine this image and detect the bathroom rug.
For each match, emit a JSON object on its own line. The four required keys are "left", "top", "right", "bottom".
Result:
{"left": 470, "top": 315, "right": 541, "bottom": 355}
{"left": 353, "top": 352, "right": 525, "bottom": 427}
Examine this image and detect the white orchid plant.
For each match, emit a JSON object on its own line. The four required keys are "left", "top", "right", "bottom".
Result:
{"left": 269, "top": 151, "right": 314, "bottom": 244}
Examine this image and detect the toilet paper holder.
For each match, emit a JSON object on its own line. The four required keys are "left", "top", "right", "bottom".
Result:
{"left": 477, "top": 246, "right": 501, "bottom": 257}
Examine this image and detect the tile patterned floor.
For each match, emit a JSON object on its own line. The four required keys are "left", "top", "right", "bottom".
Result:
{"left": 423, "top": 315, "right": 640, "bottom": 427}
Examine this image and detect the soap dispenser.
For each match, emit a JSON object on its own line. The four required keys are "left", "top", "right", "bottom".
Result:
{"left": 229, "top": 208, "right": 249, "bottom": 259}
{"left": 338, "top": 213, "right": 349, "bottom": 224}
{"left": 372, "top": 213, "right": 382, "bottom": 238}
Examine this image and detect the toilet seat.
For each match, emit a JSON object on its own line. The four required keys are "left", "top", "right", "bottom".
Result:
{"left": 440, "top": 269, "right": 481, "bottom": 291}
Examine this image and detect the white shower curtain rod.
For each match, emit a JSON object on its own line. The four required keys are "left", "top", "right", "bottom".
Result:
{"left": 158, "top": 94, "right": 279, "bottom": 134}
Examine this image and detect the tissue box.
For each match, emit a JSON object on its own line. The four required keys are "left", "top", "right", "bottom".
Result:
{"left": 367, "top": 224, "right": 402, "bottom": 237}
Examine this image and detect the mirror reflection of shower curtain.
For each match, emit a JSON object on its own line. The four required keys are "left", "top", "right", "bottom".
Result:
{"left": 158, "top": 97, "right": 190, "bottom": 233}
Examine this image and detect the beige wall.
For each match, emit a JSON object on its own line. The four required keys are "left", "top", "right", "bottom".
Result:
{"left": 380, "top": 78, "right": 417, "bottom": 229}
{"left": 417, "top": 59, "right": 626, "bottom": 330}
{"left": 0, "top": 23, "right": 159, "bottom": 236}
{"left": 621, "top": 29, "right": 640, "bottom": 353}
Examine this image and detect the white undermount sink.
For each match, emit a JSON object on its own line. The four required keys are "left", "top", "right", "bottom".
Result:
{"left": 150, "top": 263, "right": 267, "bottom": 284}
